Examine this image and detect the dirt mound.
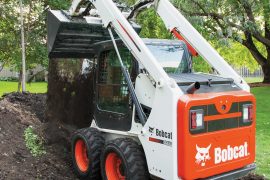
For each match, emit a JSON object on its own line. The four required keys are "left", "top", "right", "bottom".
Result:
{"left": 0, "top": 92, "right": 77, "bottom": 179}
{"left": 249, "top": 82, "right": 270, "bottom": 88}
{"left": 3, "top": 92, "right": 46, "bottom": 122}
{"left": 240, "top": 173, "right": 266, "bottom": 180}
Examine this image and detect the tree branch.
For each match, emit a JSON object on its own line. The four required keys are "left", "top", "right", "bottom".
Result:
{"left": 265, "top": 22, "right": 270, "bottom": 60}
{"left": 239, "top": 0, "right": 255, "bottom": 22}
{"left": 252, "top": 32, "right": 270, "bottom": 47}
{"left": 182, "top": 0, "right": 270, "bottom": 51}
{"left": 181, "top": 1, "right": 244, "bottom": 32}
{"left": 0, "top": 62, "right": 5, "bottom": 72}
{"left": 238, "top": 0, "right": 270, "bottom": 47}
{"left": 242, "top": 32, "right": 267, "bottom": 66}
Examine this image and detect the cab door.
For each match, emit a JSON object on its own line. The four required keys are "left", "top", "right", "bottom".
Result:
{"left": 94, "top": 47, "right": 137, "bottom": 131}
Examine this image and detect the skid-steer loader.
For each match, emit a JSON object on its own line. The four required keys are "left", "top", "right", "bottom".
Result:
{"left": 47, "top": 0, "right": 256, "bottom": 179}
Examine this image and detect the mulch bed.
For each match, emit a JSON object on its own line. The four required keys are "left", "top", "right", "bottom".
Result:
{"left": 0, "top": 92, "right": 77, "bottom": 179}
{"left": 249, "top": 83, "right": 270, "bottom": 88}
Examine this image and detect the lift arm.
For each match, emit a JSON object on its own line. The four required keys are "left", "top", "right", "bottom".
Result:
{"left": 154, "top": 0, "right": 249, "bottom": 91}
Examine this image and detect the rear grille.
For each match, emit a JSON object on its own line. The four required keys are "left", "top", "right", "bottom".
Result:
{"left": 208, "top": 118, "right": 238, "bottom": 132}
{"left": 190, "top": 101, "right": 252, "bottom": 134}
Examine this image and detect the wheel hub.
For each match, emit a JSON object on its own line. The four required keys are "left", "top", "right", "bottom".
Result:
{"left": 105, "top": 152, "right": 126, "bottom": 179}
{"left": 74, "top": 139, "right": 89, "bottom": 172}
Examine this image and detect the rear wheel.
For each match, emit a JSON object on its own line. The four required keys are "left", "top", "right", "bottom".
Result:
{"left": 101, "top": 138, "right": 149, "bottom": 180}
{"left": 71, "top": 128, "right": 104, "bottom": 179}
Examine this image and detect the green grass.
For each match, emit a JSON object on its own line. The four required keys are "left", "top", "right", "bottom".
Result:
{"left": 244, "top": 77, "right": 263, "bottom": 83}
{"left": 251, "top": 87, "right": 270, "bottom": 178}
{"left": 0, "top": 81, "right": 47, "bottom": 96}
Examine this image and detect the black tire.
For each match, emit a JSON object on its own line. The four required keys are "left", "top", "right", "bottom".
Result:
{"left": 71, "top": 127, "right": 104, "bottom": 179}
{"left": 101, "top": 138, "right": 149, "bottom": 180}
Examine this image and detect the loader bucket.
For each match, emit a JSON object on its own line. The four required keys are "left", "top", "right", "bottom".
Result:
{"left": 47, "top": 10, "right": 141, "bottom": 58}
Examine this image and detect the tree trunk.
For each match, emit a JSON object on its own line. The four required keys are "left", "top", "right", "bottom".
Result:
{"left": 17, "top": 70, "right": 22, "bottom": 92}
{"left": 0, "top": 62, "right": 5, "bottom": 73}
{"left": 242, "top": 32, "right": 270, "bottom": 83}
{"left": 262, "top": 62, "right": 270, "bottom": 83}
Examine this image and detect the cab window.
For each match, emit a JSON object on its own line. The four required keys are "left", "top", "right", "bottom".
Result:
{"left": 97, "top": 48, "right": 134, "bottom": 114}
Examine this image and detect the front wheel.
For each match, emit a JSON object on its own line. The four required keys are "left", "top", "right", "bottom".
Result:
{"left": 101, "top": 138, "right": 149, "bottom": 180}
{"left": 71, "top": 128, "right": 104, "bottom": 179}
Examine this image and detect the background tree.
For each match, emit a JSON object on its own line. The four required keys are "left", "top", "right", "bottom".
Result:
{"left": 122, "top": 0, "right": 263, "bottom": 79}
{"left": 0, "top": 0, "right": 69, "bottom": 90}
{"left": 173, "top": 0, "right": 270, "bottom": 83}
{"left": 137, "top": 8, "right": 172, "bottom": 39}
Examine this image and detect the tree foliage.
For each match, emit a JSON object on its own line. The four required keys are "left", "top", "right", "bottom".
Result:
{"left": 124, "top": 0, "right": 267, "bottom": 78}
{"left": 1, "top": 0, "right": 269, "bottom": 83}
{"left": 0, "top": 0, "right": 70, "bottom": 72}
{"left": 215, "top": 40, "right": 261, "bottom": 71}
{"left": 173, "top": 0, "right": 270, "bottom": 82}
{"left": 137, "top": 8, "right": 172, "bottom": 39}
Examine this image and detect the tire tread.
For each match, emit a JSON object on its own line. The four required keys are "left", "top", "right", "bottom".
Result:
{"left": 72, "top": 128, "right": 104, "bottom": 180}
{"left": 102, "top": 138, "right": 149, "bottom": 180}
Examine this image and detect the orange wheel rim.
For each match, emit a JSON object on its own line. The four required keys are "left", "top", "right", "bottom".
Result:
{"left": 105, "top": 152, "right": 126, "bottom": 180}
{"left": 75, "top": 139, "right": 89, "bottom": 172}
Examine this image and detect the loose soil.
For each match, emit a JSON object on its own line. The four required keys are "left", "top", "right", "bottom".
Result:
{"left": 0, "top": 92, "right": 77, "bottom": 180}
{"left": 249, "top": 82, "right": 270, "bottom": 88}
{"left": 0, "top": 92, "right": 267, "bottom": 179}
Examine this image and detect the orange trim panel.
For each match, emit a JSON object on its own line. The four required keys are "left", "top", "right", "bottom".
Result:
{"left": 204, "top": 112, "right": 242, "bottom": 121}
{"left": 177, "top": 91, "right": 256, "bottom": 180}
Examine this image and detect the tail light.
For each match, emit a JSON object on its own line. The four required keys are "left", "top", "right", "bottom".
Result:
{"left": 190, "top": 109, "right": 204, "bottom": 130}
{"left": 243, "top": 104, "right": 253, "bottom": 122}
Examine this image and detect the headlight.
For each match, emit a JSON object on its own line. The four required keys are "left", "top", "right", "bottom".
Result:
{"left": 243, "top": 104, "right": 253, "bottom": 123}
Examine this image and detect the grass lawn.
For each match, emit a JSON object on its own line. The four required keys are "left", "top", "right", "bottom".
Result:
{"left": 244, "top": 77, "right": 263, "bottom": 83}
{"left": 251, "top": 87, "right": 270, "bottom": 178}
{"left": 0, "top": 81, "right": 47, "bottom": 97}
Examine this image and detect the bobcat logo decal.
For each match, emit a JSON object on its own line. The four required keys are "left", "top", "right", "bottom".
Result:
{"left": 149, "top": 126, "right": 154, "bottom": 133}
{"left": 195, "top": 144, "right": 211, "bottom": 167}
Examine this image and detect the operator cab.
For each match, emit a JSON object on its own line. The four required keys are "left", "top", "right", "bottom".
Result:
{"left": 92, "top": 38, "right": 240, "bottom": 131}
{"left": 93, "top": 38, "right": 191, "bottom": 131}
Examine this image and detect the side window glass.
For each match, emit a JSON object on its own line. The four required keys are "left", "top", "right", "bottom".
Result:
{"left": 97, "top": 48, "right": 133, "bottom": 114}
{"left": 176, "top": 50, "right": 189, "bottom": 73}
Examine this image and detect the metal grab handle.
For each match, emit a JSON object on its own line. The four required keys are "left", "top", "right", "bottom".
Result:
{"left": 108, "top": 27, "right": 147, "bottom": 125}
